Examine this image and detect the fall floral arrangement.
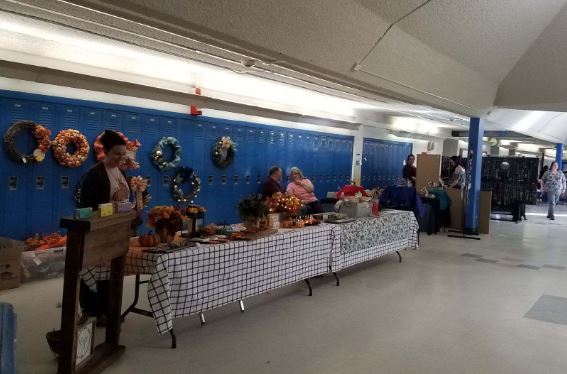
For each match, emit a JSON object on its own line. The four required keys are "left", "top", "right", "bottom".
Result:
{"left": 269, "top": 195, "right": 303, "bottom": 215}
{"left": 236, "top": 195, "right": 269, "bottom": 221}
{"left": 32, "top": 124, "right": 52, "bottom": 161}
{"left": 147, "top": 205, "right": 187, "bottom": 235}
{"left": 52, "top": 129, "right": 89, "bottom": 167}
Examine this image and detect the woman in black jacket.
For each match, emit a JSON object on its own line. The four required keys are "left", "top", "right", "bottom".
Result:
{"left": 78, "top": 130, "right": 130, "bottom": 323}
{"left": 47, "top": 130, "right": 131, "bottom": 355}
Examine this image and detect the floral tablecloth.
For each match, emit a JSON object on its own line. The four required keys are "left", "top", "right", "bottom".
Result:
{"left": 330, "top": 210, "right": 419, "bottom": 271}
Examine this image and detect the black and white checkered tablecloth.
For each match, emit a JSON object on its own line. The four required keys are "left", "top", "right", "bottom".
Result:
{"left": 329, "top": 210, "right": 419, "bottom": 271}
{"left": 83, "top": 224, "right": 333, "bottom": 334}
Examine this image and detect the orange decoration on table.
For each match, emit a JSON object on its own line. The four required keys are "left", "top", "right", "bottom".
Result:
{"left": 137, "top": 231, "right": 160, "bottom": 247}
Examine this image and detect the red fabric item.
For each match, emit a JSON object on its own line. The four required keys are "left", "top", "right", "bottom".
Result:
{"left": 337, "top": 185, "right": 367, "bottom": 198}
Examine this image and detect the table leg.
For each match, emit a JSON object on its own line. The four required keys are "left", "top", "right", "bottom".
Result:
{"left": 199, "top": 312, "right": 206, "bottom": 325}
{"left": 121, "top": 275, "right": 153, "bottom": 321}
{"left": 396, "top": 251, "right": 402, "bottom": 263}
{"left": 239, "top": 300, "right": 245, "bottom": 312}
{"left": 304, "top": 279, "right": 312, "bottom": 296}
{"left": 169, "top": 329, "right": 177, "bottom": 349}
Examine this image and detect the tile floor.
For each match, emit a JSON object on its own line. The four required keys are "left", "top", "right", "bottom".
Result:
{"left": 3, "top": 203, "right": 567, "bottom": 374}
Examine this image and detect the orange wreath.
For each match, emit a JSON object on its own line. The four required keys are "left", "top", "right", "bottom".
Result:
{"left": 93, "top": 131, "right": 141, "bottom": 170}
{"left": 52, "top": 129, "right": 89, "bottom": 168}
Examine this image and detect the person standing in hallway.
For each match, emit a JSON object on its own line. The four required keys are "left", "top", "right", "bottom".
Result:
{"left": 541, "top": 161, "right": 566, "bottom": 220}
{"left": 402, "top": 154, "right": 417, "bottom": 185}
{"left": 447, "top": 156, "right": 465, "bottom": 189}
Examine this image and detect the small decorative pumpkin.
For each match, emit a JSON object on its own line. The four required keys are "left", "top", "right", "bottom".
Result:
{"left": 138, "top": 231, "right": 160, "bottom": 247}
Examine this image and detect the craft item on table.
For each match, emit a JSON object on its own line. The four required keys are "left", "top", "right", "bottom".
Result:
{"left": 147, "top": 205, "right": 187, "bottom": 243}
{"left": 3, "top": 120, "right": 52, "bottom": 164}
{"left": 211, "top": 136, "right": 237, "bottom": 168}
{"left": 24, "top": 232, "right": 67, "bottom": 251}
{"left": 199, "top": 223, "right": 218, "bottom": 237}
{"left": 93, "top": 131, "right": 141, "bottom": 170}
{"left": 130, "top": 176, "right": 149, "bottom": 210}
{"left": 74, "top": 207, "right": 93, "bottom": 219}
{"left": 172, "top": 167, "right": 201, "bottom": 203}
{"left": 184, "top": 204, "right": 206, "bottom": 236}
{"left": 152, "top": 137, "right": 182, "bottom": 171}
{"left": 116, "top": 201, "right": 134, "bottom": 213}
{"left": 236, "top": 195, "right": 269, "bottom": 231}
{"left": 98, "top": 203, "right": 114, "bottom": 217}
{"left": 269, "top": 195, "right": 303, "bottom": 215}
{"left": 137, "top": 231, "right": 160, "bottom": 247}
{"left": 52, "top": 129, "right": 89, "bottom": 168}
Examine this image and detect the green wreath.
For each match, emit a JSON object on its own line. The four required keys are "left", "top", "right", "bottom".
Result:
{"left": 212, "top": 136, "right": 237, "bottom": 168}
{"left": 172, "top": 167, "right": 201, "bottom": 203}
{"left": 3, "top": 120, "right": 52, "bottom": 164}
{"left": 152, "top": 137, "right": 182, "bottom": 171}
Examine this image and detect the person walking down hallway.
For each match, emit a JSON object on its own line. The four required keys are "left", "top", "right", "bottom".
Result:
{"left": 541, "top": 161, "right": 566, "bottom": 220}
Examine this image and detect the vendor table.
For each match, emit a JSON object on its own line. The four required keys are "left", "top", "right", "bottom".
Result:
{"left": 82, "top": 210, "right": 418, "bottom": 347}
{"left": 83, "top": 224, "right": 333, "bottom": 336}
{"left": 329, "top": 210, "right": 419, "bottom": 273}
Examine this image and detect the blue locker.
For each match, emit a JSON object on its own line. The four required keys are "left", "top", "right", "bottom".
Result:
{"left": 104, "top": 110, "right": 122, "bottom": 132}
{"left": 140, "top": 115, "right": 160, "bottom": 206}
{"left": 2, "top": 99, "right": 31, "bottom": 239}
{"left": 29, "top": 102, "right": 57, "bottom": 235}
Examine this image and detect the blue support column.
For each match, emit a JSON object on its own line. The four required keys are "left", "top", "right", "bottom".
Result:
{"left": 465, "top": 117, "right": 484, "bottom": 235}
{"left": 556, "top": 143, "right": 564, "bottom": 171}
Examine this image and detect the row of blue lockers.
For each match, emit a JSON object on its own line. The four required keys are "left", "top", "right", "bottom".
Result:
{"left": 361, "top": 138, "right": 413, "bottom": 189}
{"left": 0, "top": 90, "right": 355, "bottom": 239}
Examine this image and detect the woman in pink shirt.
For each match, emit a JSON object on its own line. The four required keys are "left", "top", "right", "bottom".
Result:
{"left": 286, "top": 166, "right": 323, "bottom": 214}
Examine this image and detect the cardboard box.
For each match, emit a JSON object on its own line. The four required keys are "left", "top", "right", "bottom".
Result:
{"left": 0, "top": 238, "right": 24, "bottom": 290}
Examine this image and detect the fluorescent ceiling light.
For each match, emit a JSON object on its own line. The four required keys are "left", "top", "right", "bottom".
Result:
{"left": 0, "top": 12, "right": 378, "bottom": 120}
{"left": 390, "top": 116, "right": 441, "bottom": 135}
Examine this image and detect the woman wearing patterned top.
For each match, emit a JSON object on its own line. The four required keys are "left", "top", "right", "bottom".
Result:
{"left": 541, "top": 161, "right": 566, "bottom": 220}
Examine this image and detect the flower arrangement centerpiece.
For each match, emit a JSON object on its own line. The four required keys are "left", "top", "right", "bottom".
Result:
{"left": 236, "top": 195, "right": 269, "bottom": 230}
{"left": 269, "top": 195, "right": 303, "bottom": 216}
{"left": 147, "top": 205, "right": 187, "bottom": 243}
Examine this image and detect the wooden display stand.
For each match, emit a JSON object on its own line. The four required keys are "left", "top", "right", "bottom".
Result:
{"left": 446, "top": 188, "right": 491, "bottom": 234}
{"left": 58, "top": 211, "right": 136, "bottom": 374}
{"left": 416, "top": 154, "right": 441, "bottom": 191}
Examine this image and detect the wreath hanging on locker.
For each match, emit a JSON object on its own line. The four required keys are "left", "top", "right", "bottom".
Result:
{"left": 211, "top": 136, "right": 237, "bottom": 168}
{"left": 52, "top": 129, "right": 90, "bottom": 168}
{"left": 93, "top": 131, "right": 141, "bottom": 170}
{"left": 172, "top": 167, "right": 201, "bottom": 203}
{"left": 152, "top": 137, "right": 182, "bottom": 171}
{"left": 3, "top": 120, "right": 52, "bottom": 164}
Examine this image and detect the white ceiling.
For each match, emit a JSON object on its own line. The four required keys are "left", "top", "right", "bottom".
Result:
{"left": 1, "top": 0, "right": 567, "bottom": 143}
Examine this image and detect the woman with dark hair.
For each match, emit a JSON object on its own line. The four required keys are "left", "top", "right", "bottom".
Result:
{"left": 447, "top": 156, "right": 465, "bottom": 189}
{"left": 541, "top": 161, "right": 566, "bottom": 220}
{"left": 79, "top": 130, "right": 129, "bottom": 210}
{"left": 47, "top": 130, "right": 133, "bottom": 354}
{"left": 78, "top": 130, "right": 131, "bottom": 323}
{"left": 402, "top": 154, "right": 417, "bottom": 185}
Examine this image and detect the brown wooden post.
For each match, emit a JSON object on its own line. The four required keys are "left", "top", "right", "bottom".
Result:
{"left": 58, "top": 211, "right": 135, "bottom": 374}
